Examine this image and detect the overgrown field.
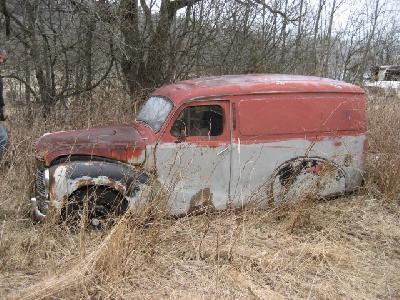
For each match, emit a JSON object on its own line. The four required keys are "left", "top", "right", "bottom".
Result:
{"left": 0, "top": 90, "right": 399, "bottom": 299}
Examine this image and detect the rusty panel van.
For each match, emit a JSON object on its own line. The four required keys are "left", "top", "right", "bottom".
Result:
{"left": 31, "top": 74, "right": 367, "bottom": 223}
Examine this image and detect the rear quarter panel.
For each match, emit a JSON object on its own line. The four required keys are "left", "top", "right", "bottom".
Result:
{"left": 229, "top": 92, "right": 366, "bottom": 205}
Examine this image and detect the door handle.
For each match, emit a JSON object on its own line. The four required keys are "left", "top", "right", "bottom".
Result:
{"left": 217, "top": 145, "right": 230, "bottom": 156}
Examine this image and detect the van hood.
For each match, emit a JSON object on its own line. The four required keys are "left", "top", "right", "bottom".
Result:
{"left": 36, "top": 124, "right": 152, "bottom": 165}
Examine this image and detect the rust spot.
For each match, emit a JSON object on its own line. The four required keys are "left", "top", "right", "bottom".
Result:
{"left": 188, "top": 188, "right": 214, "bottom": 214}
{"left": 36, "top": 125, "right": 149, "bottom": 165}
{"left": 344, "top": 154, "right": 353, "bottom": 167}
{"left": 334, "top": 141, "right": 342, "bottom": 147}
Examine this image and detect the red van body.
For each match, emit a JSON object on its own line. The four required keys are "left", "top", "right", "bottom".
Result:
{"left": 31, "top": 74, "right": 367, "bottom": 221}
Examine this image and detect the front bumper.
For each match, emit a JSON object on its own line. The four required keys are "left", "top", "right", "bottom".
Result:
{"left": 31, "top": 164, "right": 50, "bottom": 223}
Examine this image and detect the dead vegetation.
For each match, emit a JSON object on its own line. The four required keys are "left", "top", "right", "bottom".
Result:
{"left": 0, "top": 90, "right": 400, "bottom": 299}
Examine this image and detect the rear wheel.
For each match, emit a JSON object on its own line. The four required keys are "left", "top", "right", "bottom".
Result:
{"left": 61, "top": 186, "right": 128, "bottom": 228}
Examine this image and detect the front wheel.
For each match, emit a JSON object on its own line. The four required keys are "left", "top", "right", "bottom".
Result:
{"left": 61, "top": 186, "right": 128, "bottom": 228}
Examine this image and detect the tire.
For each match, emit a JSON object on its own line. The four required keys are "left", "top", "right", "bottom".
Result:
{"left": 61, "top": 186, "right": 128, "bottom": 228}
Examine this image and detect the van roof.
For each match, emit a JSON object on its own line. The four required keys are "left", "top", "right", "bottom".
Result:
{"left": 153, "top": 74, "right": 364, "bottom": 106}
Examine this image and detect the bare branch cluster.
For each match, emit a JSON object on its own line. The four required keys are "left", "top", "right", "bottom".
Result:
{"left": 0, "top": 0, "right": 398, "bottom": 114}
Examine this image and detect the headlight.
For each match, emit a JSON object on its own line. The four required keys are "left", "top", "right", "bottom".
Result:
{"left": 44, "top": 169, "right": 50, "bottom": 190}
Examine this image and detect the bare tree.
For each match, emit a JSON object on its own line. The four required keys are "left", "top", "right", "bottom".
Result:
{"left": 0, "top": 0, "right": 399, "bottom": 117}
{"left": 119, "top": 0, "right": 203, "bottom": 95}
{"left": 0, "top": 0, "right": 114, "bottom": 113}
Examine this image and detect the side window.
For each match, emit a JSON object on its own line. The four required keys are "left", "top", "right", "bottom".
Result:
{"left": 171, "top": 105, "right": 224, "bottom": 137}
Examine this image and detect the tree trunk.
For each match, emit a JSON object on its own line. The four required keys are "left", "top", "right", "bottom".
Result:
{"left": 294, "top": 0, "right": 304, "bottom": 61}
{"left": 313, "top": 0, "right": 325, "bottom": 75}
{"left": 119, "top": 0, "right": 142, "bottom": 95}
{"left": 322, "top": 0, "right": 337, "bottom": 77}
{"left": 358, "top": 0, "right": 380, "bottom": 82}
{"left": 26, "top": 2, "right": 52, "bottom": 111}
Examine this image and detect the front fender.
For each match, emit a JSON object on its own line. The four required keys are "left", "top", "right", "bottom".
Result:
{"left": 48, "top": 160, "right": 138, "bottom": 206}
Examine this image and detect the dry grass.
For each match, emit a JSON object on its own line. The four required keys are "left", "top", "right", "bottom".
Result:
{"left": 0, "top": 89, "right": 399, "bottom": 299}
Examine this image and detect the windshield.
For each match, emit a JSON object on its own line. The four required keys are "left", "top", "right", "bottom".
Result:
{"left": 137, "top": 96, "right": 173, "bottom": 131}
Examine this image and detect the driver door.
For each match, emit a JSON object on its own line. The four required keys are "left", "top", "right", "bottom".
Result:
{"left": 155, "top": 101, "right": 231, "bottom": 215}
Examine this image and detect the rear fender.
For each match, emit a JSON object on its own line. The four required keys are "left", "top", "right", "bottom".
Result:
{"left": 270, "top": 157, "right": 346, "bottom": 203}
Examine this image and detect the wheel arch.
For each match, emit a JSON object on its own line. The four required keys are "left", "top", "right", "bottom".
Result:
{"left": 48, "top": 160, "right": 142, "bottom": 206}
{"left": 273, "top": 156, "right": 346, "bottom": 185}
{"left": 61, "top": 184, "right": 129, "bottom": 224}
{"left": 268, "top": 156, "right": 347, "bottom": 203}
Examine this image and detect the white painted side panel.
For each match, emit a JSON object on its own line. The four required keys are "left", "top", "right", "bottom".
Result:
{"left": 155, "top": 135, "right": 365, "bottom": 214}
{"left": 155, "top": 143, "right": 231, "bottom": 215}
{"left": 230, "top": 134, "right": 366, "bottom": 206}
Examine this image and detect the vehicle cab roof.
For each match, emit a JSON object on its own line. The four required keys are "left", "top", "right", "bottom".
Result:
{"left": 152, "top": 74, "right": 364, "bottom": 107}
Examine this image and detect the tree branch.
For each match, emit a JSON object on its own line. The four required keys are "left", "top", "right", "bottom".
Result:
{"left": 0, "top": 0, "right": 32, "bottom": 35}
{"left": 3, "top": 74, "right": 39, "bottom": 100}
{"left": 169, "top": 0, "right": 203, "bottom": 13}
{"left": 0, "top": 0, "right": 11, "bottom": 36}
{"left": 59, "top": 42, "right": 115, "bottom": 100}
{"left": 140, "top": 0, "right": 153, "bottom": 34}
{"left": 234, "top": 0, "right": 300, "bottom": 22}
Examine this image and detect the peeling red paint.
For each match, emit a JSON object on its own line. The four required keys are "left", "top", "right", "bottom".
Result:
{"left": 153, "top": 74, "right": 363, "bottom": 108}
{"left": 234, "top": 93, "right": 365, "bottom": 144}
{"left": 36, "top": 124, "right": 155, "bottom": 165}
{"left": 36, "top": 74, "right": 365, "bottom": 165}
{"left": 154, "top": 75, "right": 365, "bottom": 147}
{"left": 334, "top": 141, "right": 342, "bottom": 147}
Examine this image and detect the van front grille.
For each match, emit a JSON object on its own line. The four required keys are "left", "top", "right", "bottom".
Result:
{"left": 35, "top": 168, "right": 47, "bottom": 197}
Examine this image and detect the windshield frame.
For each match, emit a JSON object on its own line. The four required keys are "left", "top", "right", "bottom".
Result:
{"left": 136, "top": 95, "right": 174, "bottom": 132}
